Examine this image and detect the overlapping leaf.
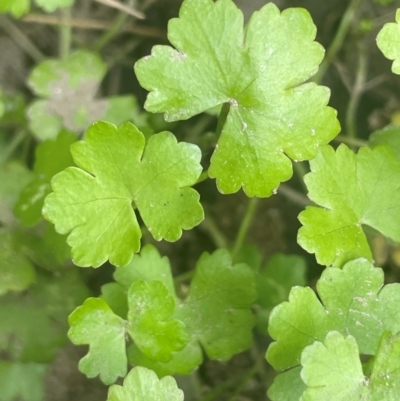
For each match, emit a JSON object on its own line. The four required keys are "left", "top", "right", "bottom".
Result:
{"left": 135, "top": 0, "right": 340, "bottom": 197}
{"left": 266, "top": 258, "right": 400, "bottom": 400}
{"left": 71, "top": 245, "right": 256, "bottom": 379}
{"left": 27, "top": 51, "right": 149, "bottom": 140}
{"left": 43, "top": 121, "right": 203, "bottom": 267}
{"left": 298, "top": 144, "right": 400, "bottom": 267}
{"left": 377, "top": 10, "right": 400, "bottom": 74}
{"left": 300, "top": 331, "right": 400, "bottom": 401}
{"left": 106, "top": 366, "right": 184, "bottom": 401}
{"left": 15, "top": 130, "right": 76, "bottom": 226}
{"left": 68, "top": 298, "right": 128, "bottom": 385}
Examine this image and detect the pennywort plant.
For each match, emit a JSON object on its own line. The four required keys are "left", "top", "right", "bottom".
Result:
{"left": 2, "top": 0, "right": 400, "bottom": 400}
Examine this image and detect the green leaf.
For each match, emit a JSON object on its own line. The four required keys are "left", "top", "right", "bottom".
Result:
{"left": 135, "top": 0, "right": 340, "bottom": 197}
{"left": 0, "top": 231, "right": 36, "bottom": 295}
{"left": 267, "top": 367, "right": 305, "bottom": 401}
{"left": 255, "top": 253, "right": 307, "bottom": 335}
{"left": 15, "top": 130, "right": 76, "bottom": 226}
{"left": 43, "top": 121, "right": 203, "bottom": 267}
{"left": 101, "top": 282, "right": 129, "bottom": 319}
{"left": 27, "top": 51, "right": 150, "bottom": 140}
{"left": 369, "top": 125, "right": 400, "bottom": 160}
{"left": 298, "top": 144, "right": 400, "bottom": 267}
{"left": 0, "top": 268, "right": 89, "bottom": 362}
{"left": 34, "top": 0, "right": 74, "bottom": 13}
{"left": 0, "top": 162, "right": 33, "bottom": 225}
{"left": 367, "top": 331, "right": 400, "bottom": 400}
{"left": 300, "top": 331, "right": 368, "bottom": 401}
{"left": 68, "top": 297, "right": 128, "bottom": 385}
{"left": 176, "top": 249, "right": 257, "bottom": 360}
{"left": 300, "top": 330, "right": 400, "bottom": 400}
{"left": 377, "top": 10, "right": 400, "bottom": 74}
{"left": 106, "top": 366, "right": 184, "bottom": 401}
{"left": 127, "top": 280, "right": 189, "bottom": 362}
{"left": 267, "top": 258, "right": 400, "bottom": 372}
{"left": 0, "top": 362, "right": 47, "bottom": 401}
{"left": 126, "top": 247, "right": 257, "bottom": 376}
{"left": 0, "top": 0, "right": 30, "bottom": 17}
{"left": 114, "top": 244, "right": 175, "bottom": 295}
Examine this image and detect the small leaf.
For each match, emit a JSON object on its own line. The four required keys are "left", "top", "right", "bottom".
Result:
{"left": 68, "top": 298, "right": 128, "bottom": 384}
{"left": 300, "top": 331, "right": 368, "bottom": 401}
{"left": 15, "top": 130, "right": 76, "bottom": 226}
{"left": 267, "top": 258, "right": 400, "bottom": 372}
{"left": 127, "top": 280, "right": 189, "bottom": 362}
{"left": 135, "top": 0, "right": 340, "bottom": 197}
{"left": 0, "top": 231, "right": 36, "bottom": 295}
{"left": 377, "top": 10, "right": 400, "bottom": 74}
{"left": 369, "top": 125, "right": 400, "bottom": 160}
{"left": 267, "top": 366, "right": 305, "bottom": 401}
{"left": 298, "top": 145, "right": 400, "bottom": 267}
{"left": 0, "top": 362, "right": 47, "bottom": 401}
{"left": 43, "top": 122, "right": 203, "bottom": 267}
{"left": 106, "top": 366, "right": 184, "bottom": 401}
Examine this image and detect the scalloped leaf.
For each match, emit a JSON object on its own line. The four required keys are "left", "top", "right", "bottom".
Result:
{"left": 298, "top": 144, "right": 400, "bottom": 267}
{"left": 135, "top": 0, "right": 340, "bottom": 197}
{"left": 106, "top": 366, "right": 184, "bottom": 401}
{"left": 377, "top": 9, "right": 400, "bottom": 74}
{"left": 43, "top": 122, "right": 203, "bottom": 267}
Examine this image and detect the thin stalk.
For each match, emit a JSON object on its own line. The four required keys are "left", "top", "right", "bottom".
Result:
{"left": 59, "top": 7, "right": 72, "bottom": 59}
{"left": 93, "top": 0, "right": 145, "bottom": 19}
{"left": 201, "top": 213, "right": 228, "bottom": 249}
{"left": 195, "top": 169, "right": 209, "bottom": 185}
{"left": 333, "top": 134, "right": 367, "bottom": 148}
{"left": 314, "top": 0, "right": 365, "bottom": 84}
{"left": 174, "top": 270, "right": 194, "bottom": 285}
{"left": 21, "top": 14, "right": 165, "bottom": 39}
{"left": 278, "top": 184, "right": 311, "bottom": 207}
{"left": 0, "top": 16, "right": 45, "bottom": 62}
{"left": 0, "top": 130, "right": 29, "bottom": 164}
{"left": 93, "top": 8, "right": 130, "bottom": 51}
{"left": 345, "top": 43, "right": 367, "bottom": 140}
{"left": 231, "top": 197, "right": 259, "bottom": 259}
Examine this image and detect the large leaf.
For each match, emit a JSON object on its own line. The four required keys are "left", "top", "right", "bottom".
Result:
{"left": 377, "top": 9, "right": 400, "bottom": 74}
{"left": 266, "top": 258, "right": 400, "bottom": 398}
{"left": 43, "top": 121, "right": 203, "bottom": 267}
{"left": 135, "top": 0, "right": 340, "bottom": 197}
{"left": 106, "top": 366, "right": 184, "bottom": 401}
{"left": 0, "top": 0, "right": 29, "bottom": 17}
{"left": 298, "top": 144, "right": 400, "bottom": 267}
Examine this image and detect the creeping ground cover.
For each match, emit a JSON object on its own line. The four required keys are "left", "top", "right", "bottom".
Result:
{"left": 2, "top": 0, "right": 400, "bottom": 400}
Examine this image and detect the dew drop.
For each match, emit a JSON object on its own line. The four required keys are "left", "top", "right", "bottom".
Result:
{"left": 310, "top": 128, "right": 316, "bottom": 136}
{"left": 272, "top": 188, "right": 277, "bottom": 195}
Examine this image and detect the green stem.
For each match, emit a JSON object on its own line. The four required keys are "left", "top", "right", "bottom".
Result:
{"left": 345, "top": 43, "right": 367, "bottom": 140}
{"left": 314, "top": 0, "right": 365, "bottom": 84}
{"left": 333, "top": 134, "right": 367, "bottom": 148}
{"left": 174, "top": 270, "right": 194, "bottom": 284}
{"left": 59, "top": 7, "right": 72, "bottom": 59}
{"left": 216, "top": 103, "right": 230, "bottom": 138}
{"left": 0, "top": 16, "right": 45, "bottom": 62}
{"left": 0, "top": 130, "right": 29, "bottom": 164}
{"left": 278, "top": 184, "right": 311, "bottom": 207}
{"left": 195, "top": 169, "right": 209, "bottom": 185}
{"left": 93, "top": 3, "right": 132, "bottom": 51}
{"left": 231, "top": 197, "right": 259, "bottom": 259}
{"left": 201, "top": 213, "right": 228, "bottom": 249}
